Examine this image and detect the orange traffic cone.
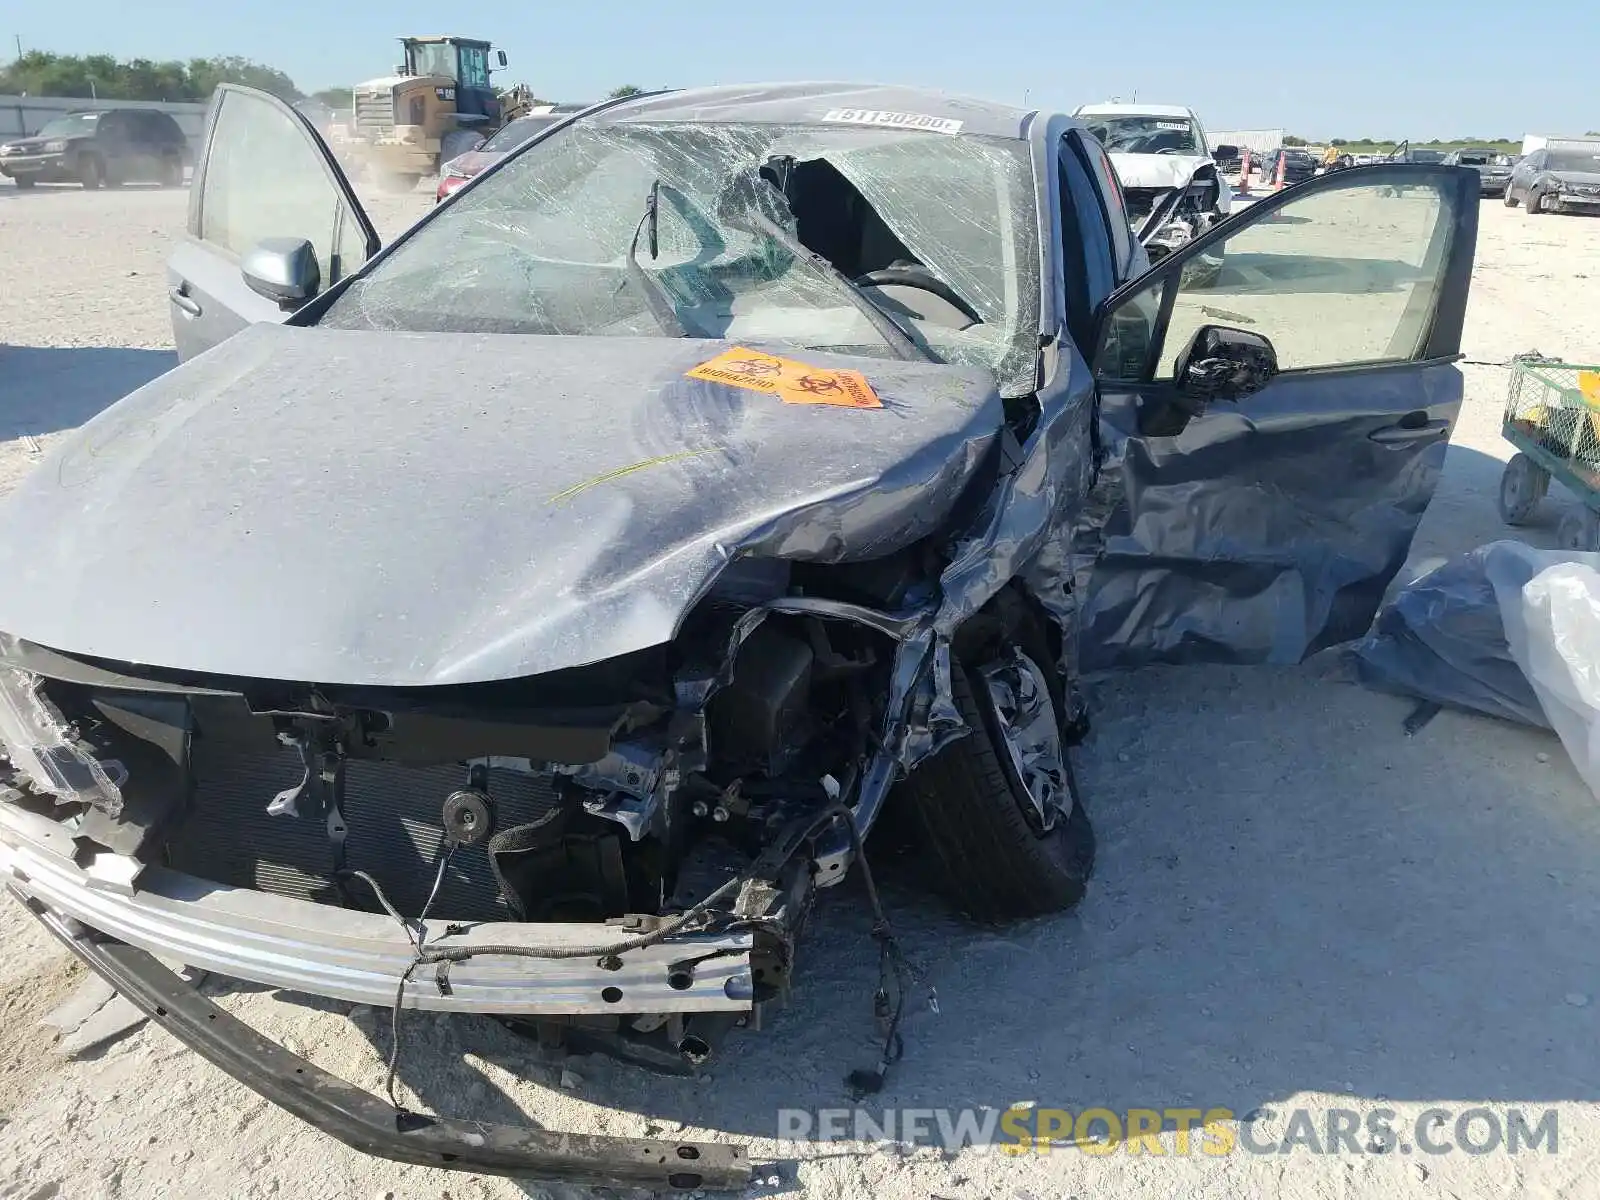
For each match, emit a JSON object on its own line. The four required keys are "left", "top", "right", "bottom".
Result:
{"left": 1273, "top": 152, "right": 1287, "bottom": 191}
{"left": 1236, "top": 149, "right": 1252, "bottom": 195}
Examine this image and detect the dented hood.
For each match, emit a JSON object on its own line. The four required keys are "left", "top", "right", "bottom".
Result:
{"left": 0, "top": 325, "right": 1000, "bottom": 686}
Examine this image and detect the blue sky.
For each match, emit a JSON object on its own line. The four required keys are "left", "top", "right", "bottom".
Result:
{"left": 9, "top": 0, "right": 1595, "bottom": 139}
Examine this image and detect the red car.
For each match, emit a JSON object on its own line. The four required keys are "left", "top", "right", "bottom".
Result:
{"left": 435, "top": 107, "right": 586, "bottom": 202}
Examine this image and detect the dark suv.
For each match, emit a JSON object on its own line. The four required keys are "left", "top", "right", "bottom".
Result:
{"left": 0, "top": 108, "right": 189, "bottom": 189}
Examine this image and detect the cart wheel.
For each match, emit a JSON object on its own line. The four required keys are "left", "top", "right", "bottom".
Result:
{"left": 1557, "top": 507, "right": 1600, "bottom": 553}
{"left": 1498, "top": 453, "right": 1550, "bottom": 526}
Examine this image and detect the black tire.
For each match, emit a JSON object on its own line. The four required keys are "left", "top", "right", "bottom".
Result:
{"left": 159, "top": 154, "right": 184, "bottom": 187}
{"left": 898, "top": 652, "right": 1094, "bottom": 921}
{"left": 77, "top": 155, "right": 103, "bottom": 190}
{"left": 1498, "top": 453, "right": 1549, "bottom": 526}
{"left": 1502, "top": 188, "right": 1519, "bottom": 208}
{"left": 1558, "top": 507, "right": 1600, "bottom": 553}
{"left": 12, "top": 176, "right": 34, "bottom": 190}
{"left": 1526, "top": 188, "right": 1545, "bottom": 216}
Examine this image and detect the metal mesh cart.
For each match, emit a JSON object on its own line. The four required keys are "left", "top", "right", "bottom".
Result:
{"left": 1498, "top": 355, "right": 1600, "bottom": 550}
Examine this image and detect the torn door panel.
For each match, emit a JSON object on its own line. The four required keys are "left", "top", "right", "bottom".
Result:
{"left": 1074, "top": 362, "right": 1463, "bottom": 669}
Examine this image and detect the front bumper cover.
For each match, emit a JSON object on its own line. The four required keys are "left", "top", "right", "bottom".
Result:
{"left": 23, "top": 899, "right": 753, "bottom": 1191}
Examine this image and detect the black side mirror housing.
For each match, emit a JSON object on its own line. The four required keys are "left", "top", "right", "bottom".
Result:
{"left": 1174, "top": 325, "right": 1279, "bottom": 404}
{"left": 241, "top": 237, "right": 321, "bottom": 310}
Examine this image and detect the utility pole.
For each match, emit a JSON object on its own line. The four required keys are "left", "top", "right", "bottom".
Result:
{"left": 14, "top": 34, "right": 22, "bottom": 59}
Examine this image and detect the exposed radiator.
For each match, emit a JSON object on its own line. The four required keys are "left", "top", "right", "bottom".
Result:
{"left": 166, "top": 742, "right": 562, "bottom": 922}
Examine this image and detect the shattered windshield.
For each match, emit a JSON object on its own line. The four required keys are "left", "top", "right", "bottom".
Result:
{"left": 319, "top": 121, "right": 1042, "bottom": 395}
{"left": 1081, "top": 115, "right": 1198, "bottom": 154}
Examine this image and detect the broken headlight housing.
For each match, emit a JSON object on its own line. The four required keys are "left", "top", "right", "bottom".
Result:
{"left": 0, "top": 665, "right": 125, "bottom": 813}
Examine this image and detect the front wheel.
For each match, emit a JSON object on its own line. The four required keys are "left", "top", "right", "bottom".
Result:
{"left": 1526, "top": 189, "right": 1546, "bottom": 216}
{"left": 12, "top": 175, "right": 34, "bottom": 190}
{"left": 76, "top": 155, "right": 104, "bottom": 189}
{"left": 898, "top": 648, "right": 1094, "bottom": 921}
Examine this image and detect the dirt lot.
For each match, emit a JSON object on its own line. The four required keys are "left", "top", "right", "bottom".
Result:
{"left": 1, "top": 179, "right": 1599, "bottom": 1200}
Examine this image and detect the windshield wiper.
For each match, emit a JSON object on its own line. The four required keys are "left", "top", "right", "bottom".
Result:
{"left": 724, "top": 169, "right": 928, "bottom": 363}
{"left": 624, "top": 181, "right": 687, "bottom": 338}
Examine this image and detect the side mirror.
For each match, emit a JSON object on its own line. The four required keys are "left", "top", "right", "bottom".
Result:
{"left": 241, "top": 238, "right": 320, "bottom": 310}
{"left": 495, "top": 50, "right": 508, "bottom": 67}
{"left": 1173, "top": 325, "right": 1278, "bottom": 405}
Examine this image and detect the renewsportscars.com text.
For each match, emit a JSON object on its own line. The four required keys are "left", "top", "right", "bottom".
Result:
{"left": 777, "top": 1106, "right": 1559, "bottom": 1156}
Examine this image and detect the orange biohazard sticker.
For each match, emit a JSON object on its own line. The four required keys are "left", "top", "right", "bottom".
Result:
{"left": 685, "top": 347, "right": 883, "bottom": 409}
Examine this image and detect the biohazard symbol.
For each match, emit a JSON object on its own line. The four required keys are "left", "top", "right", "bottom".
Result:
{"left": 793, "top": 374, "right": 845, "bottom": 397}
{"left": 727, "top": 358, "right": 783, "bottom": 377}
{"left": 684, "top": 347, "right": 884, "bottom": 409}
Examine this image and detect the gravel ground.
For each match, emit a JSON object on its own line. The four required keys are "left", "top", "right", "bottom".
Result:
{"left": 2, "top": 177, "right": 1600, "bottom": 1200}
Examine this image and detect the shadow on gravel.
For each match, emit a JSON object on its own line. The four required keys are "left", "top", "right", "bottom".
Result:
{"left": 0, "top": 345, "right": 175, "bottom": 438}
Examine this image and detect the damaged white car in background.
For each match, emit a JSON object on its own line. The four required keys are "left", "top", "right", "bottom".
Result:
{"left": 1074, "top": 102, "right": 1237, "bottom": 273}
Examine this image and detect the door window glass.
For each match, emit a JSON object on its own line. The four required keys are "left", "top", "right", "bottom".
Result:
{"left": 1076, "top": 134, "right": 1134, "bottom": 275}
{"left": 199, "top": 89, "right": 364, "bottom": 285}
{"left": 1057, "top": 139, "right": 1116, "bottom": 355}
{"left": 458, "top": 46, "right": 490, "bottom": 90}
{"left": 1099, "top": 172, "right": 1460, "bottom": 380}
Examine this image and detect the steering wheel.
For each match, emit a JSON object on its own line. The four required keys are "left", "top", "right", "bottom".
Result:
{"left": 853, "top": 266, "right": 982, "bottom": 325}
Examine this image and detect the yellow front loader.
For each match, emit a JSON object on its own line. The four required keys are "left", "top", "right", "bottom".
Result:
{"left": 337, "top": 36, "right": 510, "bottom": 191}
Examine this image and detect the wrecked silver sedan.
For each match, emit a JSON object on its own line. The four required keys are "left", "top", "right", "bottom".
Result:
{"left": 0, "top": 83, "right": 1479, "bottom": 1188}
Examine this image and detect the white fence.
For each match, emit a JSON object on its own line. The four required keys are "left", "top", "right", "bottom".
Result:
{"left": 0, "top": 94, "right": 209, "bottom": 155}
{"left": 1210, "top": 128, "right": 1285, "bottom": 156}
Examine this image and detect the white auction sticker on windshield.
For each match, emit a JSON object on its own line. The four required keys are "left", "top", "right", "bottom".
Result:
{"left": 1156, "top": 120, "right": 1189, "bottom": 130}
{"left": 822, "top": 109, "right": 963, "bottom": 135}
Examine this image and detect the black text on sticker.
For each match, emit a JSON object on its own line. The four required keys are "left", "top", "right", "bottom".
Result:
{"left": 821, "top": 109, "right": 963, "bottom": 135}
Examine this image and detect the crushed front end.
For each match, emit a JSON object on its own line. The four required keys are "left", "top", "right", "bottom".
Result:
{"left": 0, "top": 582, "right": 931, "bottom": 1187}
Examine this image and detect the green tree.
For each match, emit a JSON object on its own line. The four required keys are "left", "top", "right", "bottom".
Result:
{"left": 0, "top": 51, "right": 302, "bottom": 101}
{"left": 185, "top": 57, "right": 302, "bottom": 101}
{"left": 311, "top": 87, "right": 354, "bottom": 111}
{"left": 608, "top": 84, "right": 645, "bottom": 98}
{"left": 1283, "top": 134, "right": 1307, "bottom": 146}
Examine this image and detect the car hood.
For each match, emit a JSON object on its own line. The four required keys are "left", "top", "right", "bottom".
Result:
{"left": 1106, "top": 152, "right": 1213, "bottom": 189}
{"left": 1549, "top": 170, "right": 1600, "bottom": 186}
{"left": 1, "top": 135, "right": 81, "bottom": 154}
{"left": 444, "top": 148, "right": 509, "bottom": 179}
{"left": 0, "top": 325, "right": 1001, "bottom": 687}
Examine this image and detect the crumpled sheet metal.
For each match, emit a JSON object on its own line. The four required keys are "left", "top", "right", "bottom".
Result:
{"left": 0, "top": 324, "right": 1001, "bottom": 687}
{"left": 1073, "top": 362, "right": 1462, "bottom": 671}
{"left": 1357, "top": 540, "right": 1600, "bottom": 799}
{"left": 901, "top": 351, "right": 1100, "bottom": 765}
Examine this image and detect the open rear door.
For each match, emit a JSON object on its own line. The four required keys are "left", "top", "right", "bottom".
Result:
{"left": 167, "top": 85, "right": 379, "bottom": 362}
{"left": 1081, "top": 163, "right": 1480, "bottom": 668}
